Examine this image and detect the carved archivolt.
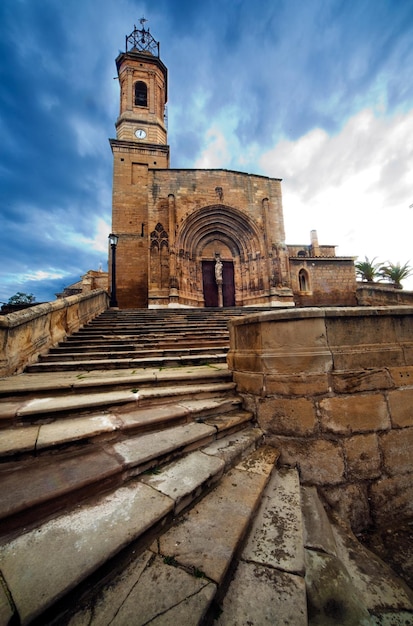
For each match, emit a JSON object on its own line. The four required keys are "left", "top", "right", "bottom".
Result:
{"left": 175, "top": 204, "right": 264, "bottom": 262}
{"left": 173, "top": 204, "right": 270, "bottom": 301}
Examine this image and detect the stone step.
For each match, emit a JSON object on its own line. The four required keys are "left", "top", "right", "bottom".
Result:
{"left": 25, "top": 351, "right": 228, "bottom": 372}
{"left": 40, "top": 346, "right": 228, "bottom": 362}
{"left": 80, "top": 315, "right": 229, "bottom": 330}
{"left": 67, "top": 330, "right": 229, "bottom": 341}
{"left": 0, "top": 364, "right": 231, "bottom": 397}
{"left": 74, "top": 321, "right": 229, "bottom": 329}
{"left": 0, "top": 380, "right": 238, "bottom": 423}
{"left": 0, "top": 394, "right": 251, "bottom": 458}
{"left": 0, "top": 431, "right": 267, "bottom": 625}
{"left": 217, "top": 467, "right": 307, "bottom": 625}
{"left": 0, "top": 408, "right": 257, "bottom": 536}
{"left": 52, "top": 447, "right": 284, "bottom": 626}
{"left": 52, "top": 338, "right": 227, "bottom": 350}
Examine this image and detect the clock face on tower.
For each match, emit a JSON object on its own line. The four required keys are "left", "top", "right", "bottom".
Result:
{"left": 135, "top": 128, "right": 147, "bottom": 139}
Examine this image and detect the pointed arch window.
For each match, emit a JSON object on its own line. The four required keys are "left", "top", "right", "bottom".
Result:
{"left": 299, "top": 268, "right": 310, "bottom": 292}
{"left": 135, "top": 81, "right": 148, "bottom": 107}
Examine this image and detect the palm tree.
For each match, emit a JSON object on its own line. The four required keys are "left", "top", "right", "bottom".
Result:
{"left": 379, "top": 261, "right": 412, "bottom": 289}
{"left": 355, "top": 257, "right": 381, "bottom": 282}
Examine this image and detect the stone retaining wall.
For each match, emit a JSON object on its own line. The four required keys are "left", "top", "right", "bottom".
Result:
{"left": 0, "top": 290, "right": 109, "bottom": 376}
{"left": 356, "top": 283, "right": 413, "bottom": 306}
{"left": 227, "top": 306, "right": 413, "bottom": 532}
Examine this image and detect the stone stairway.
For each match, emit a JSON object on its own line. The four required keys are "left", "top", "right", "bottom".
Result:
{"left": 0, "top": 308, "right": 412, "bottom": 625}
{"left": 24, "top": 308, "right": 246, "bottom": 372}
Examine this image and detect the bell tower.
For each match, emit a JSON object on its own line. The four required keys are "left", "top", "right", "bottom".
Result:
{"left": 110, "top": 20, "right": 169, "bottom": 308}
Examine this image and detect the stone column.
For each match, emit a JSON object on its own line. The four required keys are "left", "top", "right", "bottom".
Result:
{"left": 168, "top": 194, "right": 178, "bottom": 303}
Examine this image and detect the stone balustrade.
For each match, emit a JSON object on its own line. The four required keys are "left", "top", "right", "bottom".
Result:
{"left": 0, "top": 290, "right": 109, "bottom": 376}
{"left": 228, "top": 306, "right": 413, "bottom": 532}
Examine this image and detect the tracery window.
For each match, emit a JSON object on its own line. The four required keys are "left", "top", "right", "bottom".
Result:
{"left": 150, "top": 223, "right": 169, "bottom": 288}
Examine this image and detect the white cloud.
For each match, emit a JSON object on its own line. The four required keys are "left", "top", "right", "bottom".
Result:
{"left": 194, "top": 127, "right": 231, "bottom": 169}
{"left": 22, "top": 270, "right": 68, "bottom": 282}
{"left": 77, "top": 218, "right": 111, "bottom": 254}
{"left": 259, "top": 108, "right": 413, "bottom": 289}
{"left": 69, "top": 115, "right": 106, "bottom": 157}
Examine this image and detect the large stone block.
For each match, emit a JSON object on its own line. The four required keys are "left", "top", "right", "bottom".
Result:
{"left": 267, "top": 435, "right": 345, "bottom": 485}
{"left": 370, "top": 472, "right": 413, "bottom": 526}
{"left": 232, "top": 320, "right": 262, "bottom": 351}
{"left": 331, "top": 369, "right": 393, "bottom": 394}
{"left": 226, "top": 351, "right": 263, "bottom": 373}
{"left": 387, "top": 388, "right": 413, "bottom": 427}
{"left": 343, "top": 433, "right": 381, "bottom": 481}
{"left": 325, "top": 310, "right": 397, "bottom": 347}
{"left": 388, "top": 365, "right": 413, "bottom": 387}
{"left": 261, "top": 316, "right": 328, "bottom": 351}
{"left": 265, "top": 373, "right": 329, "bottom": 396}
{"left": 260, "top": 316, "right": 332, "bottom": 375}
{"left": 319, "top": 394, "right": 390, "bottom": 435}
{"left": 330, "top": 346, "right": 404, "bottom": 370}
{"left": 325, "top": 310, "right": 404, "bottom": 369}
{"left": 393, "top": 311, "right": 413, "bottom": 343}
{"left": 257, "top": 397, "right": 317, "bottom": 436}
{"left": 322, "top": 483, "right": 372, "bottom": 532}
{"left": 380, "top": 427, "right": 413, "bottom": 475}
{"left": 232, "top": 371, "right": 264, "bottom": 395}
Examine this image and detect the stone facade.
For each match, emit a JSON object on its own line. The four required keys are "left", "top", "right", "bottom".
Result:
{"left": 289, "top": 236, "right": 357, "bottom": 306}
{"left": 110, "top": 25, "right": 356, "bottom": 309}
{"left": 228, "top": 306, "right": 413, "bottom": 533}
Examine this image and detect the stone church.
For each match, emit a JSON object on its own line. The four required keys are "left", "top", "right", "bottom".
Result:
{"left": 110, "top": 23, "right": 356, "bottom": 309}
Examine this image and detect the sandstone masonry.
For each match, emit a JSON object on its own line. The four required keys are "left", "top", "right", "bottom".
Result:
{"left": 228, "top": 306, "right": 413, "bottom": 533}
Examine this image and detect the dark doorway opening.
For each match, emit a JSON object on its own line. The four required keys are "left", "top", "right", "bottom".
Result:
{"left": 202, "top": 261, "right": 235, "bottom": 307}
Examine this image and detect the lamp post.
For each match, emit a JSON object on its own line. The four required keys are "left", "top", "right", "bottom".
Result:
{"left": 108, "top": 233, "right": 119, "bottom": 307}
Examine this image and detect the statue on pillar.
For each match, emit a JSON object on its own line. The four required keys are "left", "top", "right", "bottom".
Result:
{"left": 215, "top": 255, "right": 223, "bottom": 307}
{"left": 215, "top": 256, "right": 223, "bottom": 283}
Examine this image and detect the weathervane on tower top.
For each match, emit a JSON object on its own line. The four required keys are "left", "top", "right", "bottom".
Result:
{"left": 125, "top": 17, "right": 160, "bottom": 57}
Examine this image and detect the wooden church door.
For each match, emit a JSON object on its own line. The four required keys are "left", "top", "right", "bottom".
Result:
{"left": 202, "top": 261, "right": 235, "bottom": 307}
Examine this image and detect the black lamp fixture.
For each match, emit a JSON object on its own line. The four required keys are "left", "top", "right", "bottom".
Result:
{"left": 108, "top": 233, "right": 119, "bottom": 307}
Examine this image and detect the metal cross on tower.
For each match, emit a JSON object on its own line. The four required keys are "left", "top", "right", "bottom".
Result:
{"left": 125, "top": 18, "right": 160, "bottom": 57}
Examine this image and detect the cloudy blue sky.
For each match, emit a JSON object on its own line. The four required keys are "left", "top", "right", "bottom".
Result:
{"left": 1, "top": 0, "right": 413, "bottom": 303}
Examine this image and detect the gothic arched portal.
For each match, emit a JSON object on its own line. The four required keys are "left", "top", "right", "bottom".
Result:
{"left": 174, "top": 204, "right": 268, "bottom": 307}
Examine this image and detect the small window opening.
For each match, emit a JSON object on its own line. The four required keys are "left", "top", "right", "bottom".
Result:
{"left": 135, "top": 81, "right": 147, "bottom": 107}
{"left": 299, "top": 269, "right": 309, "bottom": 292}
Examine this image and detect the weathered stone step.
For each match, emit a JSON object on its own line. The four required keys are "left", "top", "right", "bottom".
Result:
{"left": 40, "top": 346, "right": 228, "bottom": 362}
{"left": 0, "top": 411, "right": 258, "bottom": 536}
{"left": 217, "top": 467, "right": 307, "bottom": 625}
{"left": 55, "top": 324, "right": 228, "bottom": 332}
{"left": 0, "top": 363, "right": 230, "bottom": 396}
{"left": 25, "top": 352, "right": 228, "bottom": 372}
{"left": 0, "top": 432, "right": 267, "bottom": 625}
{"left": 0, "top": 380, "right": 237, "bottom": 423}
{"left": 54, "top": 338, "right": 227, "bottom": 350}
{"left": 0, "top": 392, "right": 251, "bottom": 457}
{"left": 69, "top": 330, "right": 229, "bottom": 340}
{"left": 81, "top": 317, "right": 228, "bottom": 325}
